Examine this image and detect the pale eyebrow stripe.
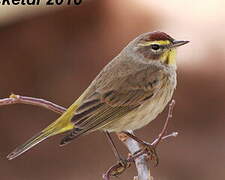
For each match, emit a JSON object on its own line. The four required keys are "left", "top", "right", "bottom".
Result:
{"left": 138, "top": 40, "right": 171, "bottom": 47}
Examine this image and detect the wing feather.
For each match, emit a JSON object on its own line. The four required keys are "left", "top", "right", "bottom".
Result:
{"left": 60, "top": 66, "right": 168, "bottom": 145}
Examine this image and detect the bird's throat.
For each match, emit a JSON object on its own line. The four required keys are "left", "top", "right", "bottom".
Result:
{"left": 163, "top": 49, "right": 177, "bottom": 65}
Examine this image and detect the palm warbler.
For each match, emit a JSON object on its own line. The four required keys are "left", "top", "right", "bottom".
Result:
{"left": 7, "top": 31, "right": 189, "bottom": 160}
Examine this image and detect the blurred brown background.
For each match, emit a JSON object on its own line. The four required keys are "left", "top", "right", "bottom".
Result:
{"left": 0, "top": 0, "right": 225, "bottom": 180}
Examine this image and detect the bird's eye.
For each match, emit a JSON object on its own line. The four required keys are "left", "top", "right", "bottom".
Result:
{"left": 151, "top": 44, "right": 160, "bottom": 51}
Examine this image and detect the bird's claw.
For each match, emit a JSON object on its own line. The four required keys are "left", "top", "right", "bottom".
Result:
{"left": 107, "top": 159, "right": 131, "bottom": 177}
{"left": 143, "top": 143, "right": 159, "bottom": 167}
{"left": 132, "top": 143, "right": 159, "bottom": 167}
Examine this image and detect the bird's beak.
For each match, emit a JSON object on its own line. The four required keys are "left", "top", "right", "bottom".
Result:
{"left": 170, "top": 40, "right": 189, "bottom": 48}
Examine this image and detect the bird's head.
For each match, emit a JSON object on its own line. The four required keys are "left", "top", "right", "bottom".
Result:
{"left": 132, "top": 31, "right": 189, "bottom": 65}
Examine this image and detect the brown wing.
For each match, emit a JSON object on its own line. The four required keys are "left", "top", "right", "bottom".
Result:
{"left": 60, "top": 67, "right": 167, "bottom": 145}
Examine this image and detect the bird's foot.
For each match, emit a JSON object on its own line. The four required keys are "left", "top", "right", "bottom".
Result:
{"left": 142, "top": 142, "right": 159, "bottom": 166}
{"left": 106, "top": 158, "right": 131, "bottom": 177}
{"left": 118, "top": 158, "right": 130, "bottom": 168}
{"left": 122, "top": 132, "right": 159, "bottom": 166}
{"left": 132, "top": 142, "right": 159, "bottom": 167}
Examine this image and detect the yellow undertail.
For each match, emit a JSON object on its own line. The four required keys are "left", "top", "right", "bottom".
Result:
{"left": 7, "top": 92, "right": 87, "bottom": 160}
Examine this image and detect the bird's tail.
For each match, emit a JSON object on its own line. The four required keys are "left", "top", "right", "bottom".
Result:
{"left": 7, "top": 90, "right": 88, "bottom": 160}
{"left": 6, "top": 96, "right": 86, "bottom": 160}
{"left": 7, "top": 116, "right": 74, "bottom": 160}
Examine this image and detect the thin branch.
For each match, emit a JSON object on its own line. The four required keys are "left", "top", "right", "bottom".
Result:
{"left": 0, "top": 94, "right": 66, "bottom": 114}
{"left": 152, "top": 100, "right": 176, "bottom": 147}
{"left": 151, "top": 132, "right": 178, "bottom": 146}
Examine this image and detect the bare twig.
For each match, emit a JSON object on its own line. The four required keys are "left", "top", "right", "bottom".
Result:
{"left": 152, "top": 100, "right": 176, "bottom": 147}
{"left": 0, "top": 94, "right": 66, "bottom": 114}
{"left": 0, "top": 94, "right": 177, "bottom": 180}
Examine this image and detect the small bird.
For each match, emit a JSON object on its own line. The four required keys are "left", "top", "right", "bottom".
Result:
{"left": 7, "top": 31, "right": 189, "bottom": 160}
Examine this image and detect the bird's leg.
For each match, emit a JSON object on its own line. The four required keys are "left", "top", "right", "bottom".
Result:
{"left": 105, "top": 132, "right": 122, "bottom": 161}
{"left": 122, "top": 131, "right": 159, "bottom": 166}
{"left": 104, "top": 132, "right": 130, "bottom": 168}
{"left": 104, "top": 132, "right": 131, "bottom": 177}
